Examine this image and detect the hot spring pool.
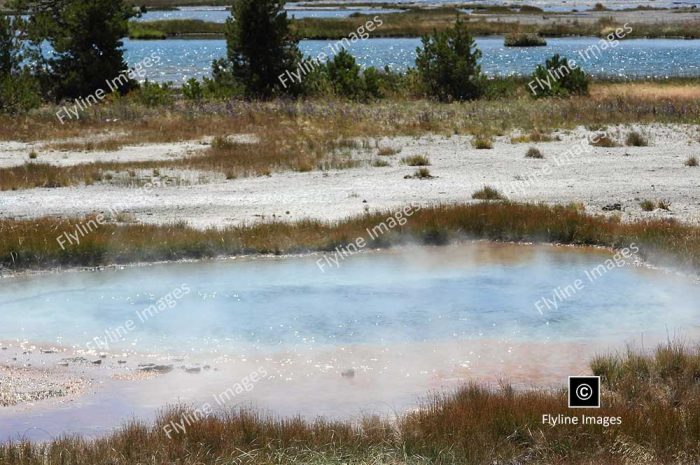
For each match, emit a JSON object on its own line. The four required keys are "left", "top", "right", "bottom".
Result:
{"left": 0, "top": 243, "right": 698, "bottom": 441}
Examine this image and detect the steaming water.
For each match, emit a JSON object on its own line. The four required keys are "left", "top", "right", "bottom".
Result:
{"left": 1, "top": 243, "right": 699, "bottom": 442}
{"left": 124, "top": 36, "right": 700, "bottom": 83}
{"left": 1, "top": 244, "right": 699, "bottom": 353}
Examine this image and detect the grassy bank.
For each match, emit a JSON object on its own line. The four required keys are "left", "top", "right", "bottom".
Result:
{"left": 2, "top": 202, "right": 700, "bottom": 272}
{"left": 126, "top": 10, "right": 700, "bottom": 39}
{"left": 1, "top": 342, "right": 698, "bottom": 464}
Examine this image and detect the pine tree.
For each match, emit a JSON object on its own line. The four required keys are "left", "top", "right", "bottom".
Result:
{"left": 18, "top": 0, "right": 135, "bottom": 100}
{"left": 224, "top": 0, "right": 301, "bottom": 98}
{"left": 415, "top": 19, "right": 484, "bottom": 102}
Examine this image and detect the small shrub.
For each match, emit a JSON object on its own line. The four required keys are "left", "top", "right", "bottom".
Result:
{"left": 28, "top": 151, "right": 38, "bottom": 160}
{"left": 182, "top": 78, "right": 204, "bottom": 101}
{"left": 472, "top": 186, "right": 506, "bottom": 200}
{"left": 401, "top": 155, "right": 430, "bottom": 166}
{"left": 134, "top": 80, "right": 173, "bottom": 107}
{"left": 525, "top": 147, "right": 544, "bottom": 159}
{"left": 640, "top": 200, "right": 655, "bottom": 211}
{"left": 472, "top": 136, "right": 493, "bottom": 149}
{"left": 529, "top": 54, "right": 589, "bottom": 98}
{"left": 625, "top": 131, "right": 648, "bottom": 147}
{"left": 371, "top": 159, "right": 390, "bottom": 167}
{"left": 685, "top": 156, "right": 698, "bottom": 167}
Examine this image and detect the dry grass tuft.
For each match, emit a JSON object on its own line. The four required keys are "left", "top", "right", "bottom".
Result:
{"left": 591, "top": 134, "right": 620, "bottom": 147}
{"left": 471, "top": 136, "right": 494, "bottom": 150}
{"left": 472, "top": 186, "right": 506, "bottom": 200}
{"left": 625, "top": 131, "right": 649, "bottom": 147}
{"left": 525, "top": 147, "right": 544, "bottom": 159}
{"left": 401, "top": 155, "right": 431, "bottom": 166}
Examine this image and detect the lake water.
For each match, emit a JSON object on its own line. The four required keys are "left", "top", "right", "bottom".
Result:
{"left": 135, "top": 6, "right": 403, "bottom": 22}
{"left": 124, "top": 37, "right": 700, "bottom": 83}
{"left": 1, "top": 243, "right": 699, "bottom": 441}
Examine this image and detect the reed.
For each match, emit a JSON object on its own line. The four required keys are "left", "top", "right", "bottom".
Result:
{"left": 3, "top": 202, "right": 700, "bottom": 272}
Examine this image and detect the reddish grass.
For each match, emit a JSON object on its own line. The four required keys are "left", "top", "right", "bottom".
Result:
{"left": 1, "top": 343, "right": 698, "bottom": 464}
{"left": 2, "top": 202, "right": 700, "bottom": 271}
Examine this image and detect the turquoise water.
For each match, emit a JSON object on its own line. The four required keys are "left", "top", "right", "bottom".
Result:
{"left": 1, "top": 243, "right": 699, "bottom": 442}
{"left": 124, "top": 36, "right": 700, "bottom": 83}
{"left": 1, "top": 244, "right": 698, "bottom": 355}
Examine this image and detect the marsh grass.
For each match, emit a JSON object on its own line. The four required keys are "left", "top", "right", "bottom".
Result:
{"left": 3, "top": 203, "right": 700, "bottom": 271}
{"left": 2, "top": 342, "right": 699, "bottom": 464}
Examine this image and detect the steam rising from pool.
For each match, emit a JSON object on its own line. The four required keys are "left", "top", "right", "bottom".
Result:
{"left": 1, "top": 243, "right": 698, "bottom": 354}
{"left": 1, "top": 243, "right": 699, "bottom": 441}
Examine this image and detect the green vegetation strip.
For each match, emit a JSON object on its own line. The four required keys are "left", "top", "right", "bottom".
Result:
{"left": 1, "top": 341, "right": 699, "bottom": 464}
{"left": 127, "top": 10, "right": 700, "bottom": 40}
{"left": 2, "top": 203, "right": 699, "bottom": 271}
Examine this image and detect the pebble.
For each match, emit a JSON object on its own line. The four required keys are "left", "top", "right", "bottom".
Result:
{"left": 138, "top": 363, "right": 173, "bottom": 374}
